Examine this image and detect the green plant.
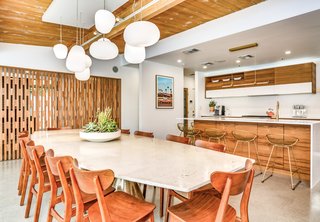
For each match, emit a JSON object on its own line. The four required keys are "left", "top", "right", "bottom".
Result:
{"left": 83, "top": 107, "right": 118, "bottom": 133}
{"left": 209, "top": 100, "right": 216, "bottom": 107}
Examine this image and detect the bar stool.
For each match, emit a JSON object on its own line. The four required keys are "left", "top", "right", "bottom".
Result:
{"left": 232, "top": 130, "right": 262, "bottom": 176}
{"left": 261, "top": 134, "right": 301, "bottom": 190}
{"left": 204, "top": 128, "right": 227, "bottom": 151}
{"left": 177, "top": 123, "right": 201, "bottom": 145}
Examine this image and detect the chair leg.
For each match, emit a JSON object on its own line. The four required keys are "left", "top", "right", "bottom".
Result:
{"left": 20, "top": 168, "right": 29, "bottom": 206}
{"left": 223, "top": 137, "right": 228, "bottom": 151}
{"left": 290, "top": 147, "right": 302, "bottom": 182}
{"left": 247, "top": 141, "right": 251, "bottom": 158}
{"left": 34, "top": 189, "right": 44, "bottom": 222}
{"left": 18, "top": 159, "right": 25, "bottom": 195}
{"left": 261, "top": 145, "right": 275, "bottom": 183}
{"left": 160, "top": 188, "right": 164, "bottom": 217}
{"left": 253, "top": 140, "right": 263, "bottom": 176}
{"left": 287, "top": 147, "right": 301, "bottom": 190}
{"left": 143, "top": 184, "right": 147, "bottom": 199}
{"left": 149, "top": 213, "right": 155, "bottom": 222}
{"left": 25, "top": 181, "right": 34, "bottom": 218}
{"left": 233, "top": 140, "right": 239, "bottom": 154}
{"left": 165, "top": 190, "right": 173, "bottom": 222}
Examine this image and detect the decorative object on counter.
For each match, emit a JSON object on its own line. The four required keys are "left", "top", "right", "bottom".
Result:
{"left": 156, "top": 75, "right": 174, "bottom": 109}
{"left": 266, "top": 108, "right": 275, "bottom": 117}
{"left": 209, "top": 100, "right": 216, "bottom": 112}
{"left": 80, "top": 107, "right": 120, "bottom": 142}
{"left": 214, "top": 105, "right": 225, "bottom": 116}
{"left": 292, "top": 105, "right": 307, "bottom": 118}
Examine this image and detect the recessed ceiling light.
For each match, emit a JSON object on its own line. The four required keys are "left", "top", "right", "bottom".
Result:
{"left": 285, "top": 50, "right": 291, "bottom": 55}
{"left": 236, "top": 60, "right": 241, "bottom": 63}
{"left": 203, "top": 65, "right": 208, "bottom": 69}
{"left": 177, "top": 59, "right": 182, "bottom": 63}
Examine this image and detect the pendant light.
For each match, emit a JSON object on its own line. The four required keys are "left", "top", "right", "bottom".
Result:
{"left": 75, "top": 68, "right": 90, "bottom": 81}
{"left": 95, "top": 0, "right": 115, "bottom": 34}
{"left": 124, "top": 44, "right": 145, "bottom": 64}
{"left": 124, "top": 0, "right": 160, "bottom": 47}
{"left": 53, "top": 23, "right": 68, "bottom": 59}
{"left": 89, "top": 37, "right": 118, "bottom": 60}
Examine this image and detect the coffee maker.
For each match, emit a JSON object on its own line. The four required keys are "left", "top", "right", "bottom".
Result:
{"left": 214, "top": 105, "right": 225, "bottom": 116}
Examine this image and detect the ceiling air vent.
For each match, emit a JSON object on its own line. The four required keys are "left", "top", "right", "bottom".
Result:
{"left": 238, "top": 54, "right": 254, "bottom": 60}
{"left": 182, "top": 48, "right": 200, "bottom": 55}
{"left": 201, "top": 62, "right": 214, "bottom": 66}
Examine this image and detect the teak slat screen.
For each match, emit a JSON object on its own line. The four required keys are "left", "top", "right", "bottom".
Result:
{"left": 0, "top": 66, "right": 121, "bottom": 161}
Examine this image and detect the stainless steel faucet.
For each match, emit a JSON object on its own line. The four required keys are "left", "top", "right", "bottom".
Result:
{"left": 275, "top": 101, "right": 279, "bottom": 120}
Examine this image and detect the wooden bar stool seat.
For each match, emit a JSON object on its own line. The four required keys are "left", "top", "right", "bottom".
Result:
{"left": 204, "top": 128, "right": 228, "bottom": 150}
{"left": 261, "top": 134, "right": 301, "bottom": 190}
{"left": 167, "top": 160, "right": 254, "bottom": 222}
{"left": 232, "top": 130, "right": 262, "bottom": 176}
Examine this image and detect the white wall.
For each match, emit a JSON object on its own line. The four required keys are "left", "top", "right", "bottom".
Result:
{"left": 196, "top": 59, "right": 320, "bottom": 118}
{"left": 0, "top": 43, "right": 139, "bottom": 131}
{"left": 139, "top": 61, "right": 184, "bottom": 139}
{"left": 184, "top": 75, "right": 195, "bottom": 118}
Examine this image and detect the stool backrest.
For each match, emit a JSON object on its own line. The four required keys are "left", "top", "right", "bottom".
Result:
{"left": 166, "top": 134, "right": 190, "bottom": 144}
{"left": 70, "top": 164, "right": 114, "bottom": 221}
{"left": 134, "top": 130, "right": 154, "bottom": 138}
{"left": 195, "top": 140, "right": 225, "bottom": 152}
{"left": 211, "top": 159, "right": 254, "bottom": 222}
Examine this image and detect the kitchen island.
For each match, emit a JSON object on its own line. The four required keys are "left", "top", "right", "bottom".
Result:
{"left": 179, "top": 117, "right": 320, "bottom": 188}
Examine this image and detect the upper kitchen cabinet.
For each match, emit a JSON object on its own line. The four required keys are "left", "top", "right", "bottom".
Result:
{"left": 205, "top": 62, "right": 316, "bottom": 98}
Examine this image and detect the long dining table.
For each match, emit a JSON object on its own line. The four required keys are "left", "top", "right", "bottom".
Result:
{"left": 31, "top": 129, "right": 251, "bottom": 195}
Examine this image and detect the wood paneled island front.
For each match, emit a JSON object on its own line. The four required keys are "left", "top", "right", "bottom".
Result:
{"left": 189, "top": 117, "right": 320, "bottom": 188}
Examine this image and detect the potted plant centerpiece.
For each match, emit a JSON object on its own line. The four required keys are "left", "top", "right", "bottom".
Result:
{"left": 209, "top": 100, "right": 216, "bottom": 112}
{"left": 79, "top": 107, "right": 121, "bottom": 142}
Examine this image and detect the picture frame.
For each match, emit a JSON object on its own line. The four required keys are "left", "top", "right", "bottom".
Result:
{"left": 155, "top": 75, "right": 174, "bottom": 109}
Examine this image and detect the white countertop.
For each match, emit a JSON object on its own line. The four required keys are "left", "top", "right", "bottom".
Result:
{"left": 32, "top": 129, "right": 251, "bottom": 193}
{"left": 178, "top": 117, "right": 320, "bottom": 126}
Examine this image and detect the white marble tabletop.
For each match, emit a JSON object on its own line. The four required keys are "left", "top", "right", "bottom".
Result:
{"left": 32, "top": 129, "right": 250, "bottom": 192}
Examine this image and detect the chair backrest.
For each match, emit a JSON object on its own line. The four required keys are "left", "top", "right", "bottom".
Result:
{"left": 70, "top": 164, "right": 114, "bottom": 222}
{"left": 19, "top": 130, "right": 29, "bottom": 138}
{"left": 134, "top": 130, "right": 154, "bottom": 138}
{"left": 26, "top": 143, "right": 46, "bottom": 184}
{"left": 121, "top": 129, "right": 130, "bottom": 134}
{"left": 166, "top": 134, "right": 190, "bottom": 144}
{"left": 195, "top": 140, "right": 225, "bottom": 152}
{"left": 47, "top": 127, "right": 72, "bottom": 131}
{"left": 45, "top": 155, "right": 74, "bottom": 219}
{"left": 211, "top": 159, "right": 254, "bottom": 222}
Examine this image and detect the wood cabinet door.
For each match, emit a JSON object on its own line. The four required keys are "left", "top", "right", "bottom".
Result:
{"left": 274, "top": 63, "right": 314, "bottom": 85}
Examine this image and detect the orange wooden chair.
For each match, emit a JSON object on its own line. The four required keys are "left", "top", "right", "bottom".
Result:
{"left": 47, "top": 126, "right": 72, "bottom": 131}
{"left": 70, "top": 164, "right": 156, "bottom": 222}
{"left": 17, "top": 131, "right": 29, "bottom": 197}
{"left": 121, "top": 129, "right": 130, "bottom": 134}
{"left": 134, "top": 130, "right": 154, "bottom": 138}
{"left": 25, "top": 142, "right": 54, "bottom": 222}
{"left": 45, "top": 155, "right": 115, "bottom": 222}
{"left": 18, "top": 135, "right": 33, "bottom": 206}
{"left": 195, "top": 139, "right": 226, "bottom": 152}
{"left": 167, "top": 160, "right": 254, "bottom": 222}
{"left": 165, "top": 140, "right": 227, "bottom": 221}
{"left": 166, "top": 134, "right": 190, "bottom": 144}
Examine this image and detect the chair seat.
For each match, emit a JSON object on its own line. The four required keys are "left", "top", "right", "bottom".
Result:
{"left": 168, "top": 192, "right": 236, "bottom": 222}
{"left": 88, "top": 191, "right": 155, "bottom": 222}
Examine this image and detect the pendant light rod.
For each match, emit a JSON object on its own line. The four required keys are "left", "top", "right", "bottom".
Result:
{"left": 81, "top": 0, "right": 160, "bottom": 47}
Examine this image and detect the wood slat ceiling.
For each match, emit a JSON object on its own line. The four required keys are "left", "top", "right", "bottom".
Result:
{"left": 0, "top": 0, "right": 263, "bottom": 52}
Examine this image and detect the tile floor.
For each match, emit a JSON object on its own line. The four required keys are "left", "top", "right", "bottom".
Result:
{"left": 1, "top": 160, "right": 320, "bottom": 222}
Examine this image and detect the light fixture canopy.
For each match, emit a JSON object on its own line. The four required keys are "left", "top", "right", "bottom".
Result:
{"left": 95, "top": 9, "right": 115, "bottom": 34}
{"left": 53, "top": 43, "right": 68, "bottom": 59}
{"left": 89, "top": 38, "right": 118, "bottom": 60}
{"left": 66, "top": 45, "right": 86, "bottom": 72}
{"left": 124, "top": 44, "right": 146, "bottom": 64}
{"left": 124, "top": 21, "right": 160, "bottom": 47}
{"left": 75, "top": 68, "right": 90, "bottom": 81}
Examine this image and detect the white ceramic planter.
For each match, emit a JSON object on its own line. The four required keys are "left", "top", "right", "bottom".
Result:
{"left": 79, "top": 130, "right": 121, "bottom": 142}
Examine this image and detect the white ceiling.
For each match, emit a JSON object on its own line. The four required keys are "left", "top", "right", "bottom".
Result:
{"left": 148, "top": 10, "right": 320, "bottom": 72}
{"left": 42, "top": 0, "right": 128, "bottom": 29}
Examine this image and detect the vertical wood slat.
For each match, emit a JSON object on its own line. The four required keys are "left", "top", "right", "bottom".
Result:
{"left": 0, "top": 66, "right": 121, "bottom": 161}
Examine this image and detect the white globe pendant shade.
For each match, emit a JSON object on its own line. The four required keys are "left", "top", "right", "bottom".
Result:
{"left": 75, "top": 68, "right": 90, "bottom": 81}
{"left": 53, "top": 43, "right": 68, "bottom": 59}
{"left": 89, "top": 39, "right": 119, "bottom": 60}
{"left": 124, "top": 21, "right": 160, "bottom": 47}
{"left": 124, "top": 44, "right": 146, "bottom": 64}
{"left": 95, "top": 9, "right": 115, "bottom": 34}
{"left": 85, "top": 55, "right": 92, "bottom": 68}
{"left": 66, "top": 45, "right": 86, "bottom": 72}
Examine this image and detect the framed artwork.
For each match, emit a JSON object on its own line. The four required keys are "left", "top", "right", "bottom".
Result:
{"left": 155, "top": 75, "right": 174, "bottom": 109}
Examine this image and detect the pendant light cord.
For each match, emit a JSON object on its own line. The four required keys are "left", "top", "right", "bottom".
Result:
{"left": 133, "top": 0, "right": 136, "bottom": 21}
{"left": 59, "top": 23, "right": 62, "bottom": 43}
{"left": 76, "top": 0, "right": 79, "bottom": 45}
